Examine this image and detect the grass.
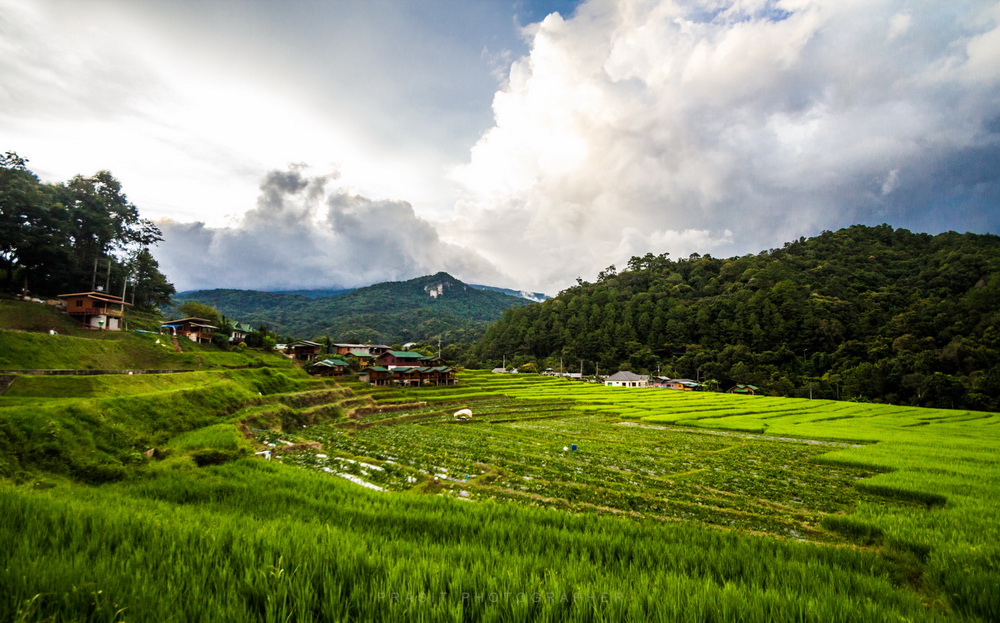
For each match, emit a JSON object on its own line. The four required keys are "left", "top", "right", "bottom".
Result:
{"left": 0, "top": 298, "right": 83, "bottom": 334}
{"left": 0, "top": 368, "right": 332, "bottom": 483}
{"left": 0, "top": 461, "right": 951, "bottom": 622}
{"left": 382, "top": 371, "right": 1000, "bottom": 620}
{"left": 0, "top": 367, "right": 997, "bottom": 621}
{"left": 0, "top": 297, "right": 293, "bottom": 370}
{"left": 0, "top": 326, "right": 292, "bottom": 370}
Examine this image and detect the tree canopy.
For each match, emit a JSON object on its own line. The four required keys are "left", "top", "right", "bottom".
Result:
{"left": 0, "top": 151, "right": 174, "bottom": 309}
{"left": 471, "top": 225, "right": 1000, "bottom": 411}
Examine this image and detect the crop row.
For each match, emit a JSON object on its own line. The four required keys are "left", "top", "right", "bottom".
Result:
{"left": 280, "top": 410, "right": 884, "bottom": 540}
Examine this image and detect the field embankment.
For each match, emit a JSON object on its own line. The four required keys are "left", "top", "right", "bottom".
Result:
{"left": 0, "top": 367, "right": 345, "bottom": 483}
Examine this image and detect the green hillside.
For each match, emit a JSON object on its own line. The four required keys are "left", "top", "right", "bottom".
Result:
{"left": 473, "top": 225, "right": 1000, "bottom": 411}
{"left": 173, "top": 272, "right": 534, "bottom": 343}
{"left": 0, "top": 299, "right": 293, "bottom": 371}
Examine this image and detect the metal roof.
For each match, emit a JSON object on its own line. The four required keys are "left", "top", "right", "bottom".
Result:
{"left": 606, "top": 371, "right": 647, "bottom": 382}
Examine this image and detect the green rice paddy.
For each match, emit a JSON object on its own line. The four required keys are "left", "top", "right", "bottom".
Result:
{"left": 1, "top": 368, "right": 997, "bottom": 621}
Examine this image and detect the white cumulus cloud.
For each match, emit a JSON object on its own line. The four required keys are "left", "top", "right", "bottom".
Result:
{"left": 447, "top": 0, "right": 1000, "bottom": 293}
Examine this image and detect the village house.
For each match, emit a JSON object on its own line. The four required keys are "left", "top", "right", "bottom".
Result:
{"left": 229, "top": 321, "right": 253, "bottom": 344}
{"left": 358, "top": 366, "right": 392, "bottom": 385}
{"left": 161, "top": 317, "right": 217, "bottom": 343}
{"left": 376, "top": 350, "right": 437, "bottom": 368}
{"left": 349, "top": 352, "right": 377, "bottom": 368}
{"left": 333, "top": 343, "right": 391, "bottom": 357}
{"left": 310, "top": 357, "right": 351, "bottom": 376}
{"left": 359, "top": 365, "right": 457, "bottom": 386}
{"left": 658, "top": 378, "right": 701, "bottom": 391}
{"left": 604, "top": 371, "right": 649, "bottom": 388}
{"left": 288, "top": 340, "right": 324, "bottom": 361}
{"left": 728, "top": 384, "right": 760, "bottom": 395}
{"left": 541, "top": 369, "right": 584, "bottom": 378}
{"left": 58, "top": 291, "right": 131, "bottom": 331}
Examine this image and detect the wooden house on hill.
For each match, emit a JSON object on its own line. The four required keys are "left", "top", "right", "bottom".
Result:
{"left": 289, "top": 340, "right": 323, "bottom": 361}
{"left": 230, "top": 322, "right": 253, "bottom": 344}
{"left": 161, "top": 317, "right": 217, "bottom": 343}
{"left": 58, "top": 291, "right": 131, "bottom": 331}
{"left": 359, "top": 365, "right": 456, "bottom": 386}
{"left": 333, "top": 343, "right": 390, "bottom": 357}
{"left": 728, "top": 384, "right": 760, "bottom": 395}
{"left": 350, "top": 352, "right": 377, "bottom": 368}
{"left": 358, "top": 366, "right": 392, "bottom": 385}
{"left": 376, "top": 350, "right": 436, "bottom": 368}
{"left": 311, "top": 357, "right": 351, "bottom": 376}
{"left": 661, "top": 378, "right": 701, "bottom": 391}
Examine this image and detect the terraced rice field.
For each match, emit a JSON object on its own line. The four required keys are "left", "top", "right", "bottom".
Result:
{"left": 4, "top": 368, "right": 997, "bottom": 621}
{"left": 266, "top": 370, "right": 1000, "bottom": 619}
{"left": 279, "top": 399, "right": 884, "bottom": 539}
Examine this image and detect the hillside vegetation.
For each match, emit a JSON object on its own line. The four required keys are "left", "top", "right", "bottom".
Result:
{"left": 473, "top": 225, "right": 1000, "bottom": 411}
{"left": 0, "top": 299, "right": 293, "bottom": 370}
{"left": 174, "top": 272, "right": 533, "bottom": 344}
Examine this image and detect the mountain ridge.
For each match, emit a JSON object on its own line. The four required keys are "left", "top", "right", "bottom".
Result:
{"left": 171, "top": 272, "right": 534, "bottom": 344}
{"left": 177, "top": 278, "right": 548, "bottom": 303}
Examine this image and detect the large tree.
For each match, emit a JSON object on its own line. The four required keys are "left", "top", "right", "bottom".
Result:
{"left": 63, "top": 171, "right": 163, "bottom": 286}
{"left": 0, "top": 152, "right": 69, "bottom": 292}
{"left": 127, "top": 248, "right": 175, "bottom": 311}
{"left": 0, "top": 152, "right": 170, "bottom": 297}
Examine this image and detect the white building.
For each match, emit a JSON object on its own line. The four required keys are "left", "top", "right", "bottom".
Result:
{"left": 604, "top": 371, "right": 649, "bottom": 388}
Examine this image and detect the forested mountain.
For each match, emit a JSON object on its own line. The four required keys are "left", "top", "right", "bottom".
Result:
{"left": 472, "top": 225, "right": 1000, "bottom": 411}
{"left": 173, "top": 272, "right": 533, "bottom": 345}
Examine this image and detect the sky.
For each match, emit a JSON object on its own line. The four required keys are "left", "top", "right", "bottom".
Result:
{"left": 3, "top": 0, "right": 999, "bottom": 295}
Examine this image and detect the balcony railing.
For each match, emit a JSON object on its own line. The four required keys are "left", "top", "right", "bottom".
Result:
{"left": 67, "top": 306, "right": 124, "bottom": 317}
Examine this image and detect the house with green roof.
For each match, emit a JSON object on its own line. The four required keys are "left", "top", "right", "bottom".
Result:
{"left": 229, "top": 321, "right": 254, "bottom": 344}
{"left": 310, "top": 357, "right": 351, "bottom": 376}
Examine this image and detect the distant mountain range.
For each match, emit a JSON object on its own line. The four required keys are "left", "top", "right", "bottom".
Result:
{"left": 171, "top": 272, "right": 537, "bottom": 344}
